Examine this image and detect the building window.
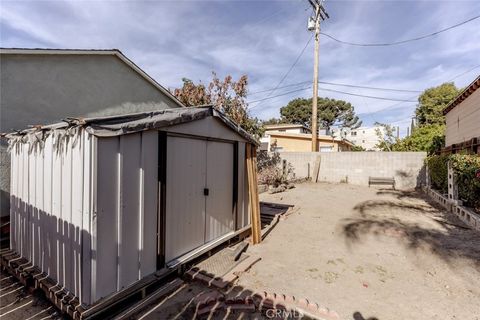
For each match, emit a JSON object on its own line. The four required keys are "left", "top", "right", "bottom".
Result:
{"left": 351, "top": 131, "right": 357, "bottom": 136}
{"left": 362, "top": 140, "right": 365, "bottom": 143}
{"left": 278, "top": 129, "right": 286, "bottom": 132}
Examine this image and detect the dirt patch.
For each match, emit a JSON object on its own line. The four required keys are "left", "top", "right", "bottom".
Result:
{"left": 236, "top": 182, "right": 480, "bottom": 320}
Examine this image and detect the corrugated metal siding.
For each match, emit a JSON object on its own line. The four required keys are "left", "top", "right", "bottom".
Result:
{"left": 92, "top": 131, "right": 158, "bottom": 302}
{"left": 10, "top": 123, "right": 251, "bottom": 306}
{"left": 9, "top": 131, "right": 92, "bottom": 302}
{"left": 237, "top": 142, "right": 250, "bottom": 229}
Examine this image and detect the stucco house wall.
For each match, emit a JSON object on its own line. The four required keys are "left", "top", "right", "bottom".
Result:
{"left": 445, "top": 88, "right": 480, "bottom": 147}
{"left": 0, "top": 49, "right": 183, "bottom": 216}
{"left": 269, "top": 133, "right": 352, "bottom": 152}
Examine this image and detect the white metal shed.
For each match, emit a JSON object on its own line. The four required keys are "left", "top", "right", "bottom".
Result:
{"left": 6, "top": 106, "right": 260, "bottom": 307}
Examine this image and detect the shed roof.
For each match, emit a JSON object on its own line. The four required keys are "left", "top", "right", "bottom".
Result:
{"left": 443, "top": 75, "right": 480, "bottom": 115}
{"left": 4, "top": 106, "right": 259, "bottom": 146}
{"left": 0, "top": 47, "right": 185, "bottom": 108}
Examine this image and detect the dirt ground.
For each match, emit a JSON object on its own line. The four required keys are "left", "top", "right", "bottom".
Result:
{"left": 236, "top": 182, "right": 480, "bottom": 320}
{"left": 2, "top": 182, "right": 479, "bottom": 320}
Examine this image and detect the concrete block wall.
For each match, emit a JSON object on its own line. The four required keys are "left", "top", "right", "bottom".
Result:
{"left": 279, "top": 151, "right": 427, "bottom": 189}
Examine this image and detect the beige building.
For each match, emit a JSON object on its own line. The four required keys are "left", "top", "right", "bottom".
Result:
{"left": 443, "top": 75, "right": 480, "bottom": 151}
{"left": 267, "top": 132, "right": 353, "bottom": 152}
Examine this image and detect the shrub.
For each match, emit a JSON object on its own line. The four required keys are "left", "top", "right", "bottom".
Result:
{"left": 450, "top": 154, "right": 480, "bottom": 211}
{"left": 257, "top": 143, "right": 293, "bottom": 186}
{"left": 426, "top": 155, "right": 449, "bottom": 193}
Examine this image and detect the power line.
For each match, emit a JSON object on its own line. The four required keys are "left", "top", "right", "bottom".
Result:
{"left": 320, "top": 14, "right": 480, "bottom": 47}
{"left": 249, "top": 86, "right": 311, "bottom": 105}
{"left": 317, "top": 87, "right": 418, "bottom": 102}
{"left": 248, "top": 85, "right": 418, "bottom": 105}
{"left": 318, "top": 81, "right": 421, "bottom": 93}
{"left": 447, "top": 64, "right": 480, "bottom": 81}
{"left": 249, "top": 80, "right": 421, "bottom": 95}
{"left": 252, "top": 34, "right": 313, "bottom": 109}
{"left": 359, "top": 64, "right": 480, "bottom": 116}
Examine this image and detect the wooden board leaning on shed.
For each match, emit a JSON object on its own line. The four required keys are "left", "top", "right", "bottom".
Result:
{"left": 246, "top": 143, "right": 262, "bottom": 244}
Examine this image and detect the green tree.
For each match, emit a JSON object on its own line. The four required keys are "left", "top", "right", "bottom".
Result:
{"left": 174, "top": 72, "right": 264, "bottom": 138}
{"left": 279, "top": 97, "right": 362, "bottom": 131}
{"left": 415, "top": 82, "right": 460, "bottom": 126}
{"left": 391, "top": 82, "right": 460, "bottom": 153}
{"left": 393, "top": 124, "right": 445, "bottom": 154}
{"left": 262, "top": 118, "right": 284, "bottom": 125}
{"left": 374, "top": 122, "right": 398, "bottom": 151}
{"left": 351, "top": 145, "right": 366, "bottom": 151}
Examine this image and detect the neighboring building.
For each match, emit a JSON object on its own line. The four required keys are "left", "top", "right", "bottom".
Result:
{"left": 330, "top": 126, "right": 388, "bottom": 151}
{"left": 267, "top": 132, "right": 353, "bottom": 152}
{"left": 0, "top": 48, "right": 184, "bottom": 216}
{"left": 443, "top": 75, "right": 480, "bottom": 152}
{"left": 264, "top": 123, "right": 311, "bottom": 134}
{"left": 261, "top": 124, "right": 311, "bottom": 150}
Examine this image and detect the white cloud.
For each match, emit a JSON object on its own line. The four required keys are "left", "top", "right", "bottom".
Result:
{"left": 1, "top": 0, "right": 479, "bottom": 131}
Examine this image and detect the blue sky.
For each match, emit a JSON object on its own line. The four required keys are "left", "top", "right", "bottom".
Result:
{"left": 1, "top": 0, "right": 479, "bottom": 136}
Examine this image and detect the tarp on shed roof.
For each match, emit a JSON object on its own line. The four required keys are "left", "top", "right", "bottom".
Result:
{"left": 4, "top": 106, "right": 259, "bottom": 147}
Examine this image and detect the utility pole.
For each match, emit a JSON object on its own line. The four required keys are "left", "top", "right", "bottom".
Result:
{"left": 307, "top": 0, "right": 329, "bottom": 151}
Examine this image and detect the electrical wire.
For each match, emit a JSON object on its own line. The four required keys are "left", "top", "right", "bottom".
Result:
{"left": 320, "top": 14, "right": 480, "bottom": 47}
{"left": 248, "top": 85, "right": 418, "bottom": 105}
{"left": 359, "top": 65, "right": 480, "bottom": 117}
{"left": 317, "top": 87, "right": 417, "bottom": 102}
{"left": 249, "top": 80, "right": 421, "bottom": 95}
{"left": 252, "top": 34, "right": 313, "bottom": 109}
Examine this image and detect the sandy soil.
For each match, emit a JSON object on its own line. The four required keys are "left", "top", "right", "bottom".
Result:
{"left": 3, "top": 182, "right": 479, "bottom": 320}
{"left": 235, "top": 182, "right": 480, "bottom": 320}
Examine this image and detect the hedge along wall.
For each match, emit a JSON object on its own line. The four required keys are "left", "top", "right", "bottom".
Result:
{"left": 427, "top": 154, "right": 480, "bottom": 211}
{"left": 426, "top": 155, "right": 449, "bottom": 193}
{"left": 449, "top": 154, "right": 480, "bottom": 211}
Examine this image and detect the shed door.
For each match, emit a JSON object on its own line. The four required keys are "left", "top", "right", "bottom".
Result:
{"left": 165, "top": 136, "right": 234, "bottom": 262}
{"left": 165, "top": 136, "right": 207, "bottom": 262}
{"left": 205, "top": 141, "right": 234, "bottom": 242}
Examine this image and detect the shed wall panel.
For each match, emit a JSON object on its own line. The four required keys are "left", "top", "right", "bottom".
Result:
{"left": 71, "top": 136, "right": 85, "bottom": 297}
{"left": 10, "top": 146, "right": 18, "bottom": 252}
{"left": 43, "top": 136, "right": 54, "bottom": 277}
{"left": 22, "top": 144, "right": 30, "bottom": 264}
{"left": 237, "top": 142, "right": 249, "bottom": 229}
{"left": 52, "top": 140, "right": 63, "bottom": 282}
{"left": 62, "top": 140, "right": 74, "bottom": 291}
{"left": 139, "top": 131, "right": 158, "bottom": 277}
{"left": 94, "top": 137, "right": 119, "bottom": 300}
{"left": 35, "top": 147, "right": 46, "bottom": 271}
{"left": 81, "top": 133, "right": 93, "bottom": 304}
{"left": 118, "top": 134, "right": 141, "bottom": 289}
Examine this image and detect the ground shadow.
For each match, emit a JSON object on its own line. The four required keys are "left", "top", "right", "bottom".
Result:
{"left": 353, "top": 311, "right": 379, "bottom": 320}
{"left": 342, "top": 190, "right": 480, "bottom": 268}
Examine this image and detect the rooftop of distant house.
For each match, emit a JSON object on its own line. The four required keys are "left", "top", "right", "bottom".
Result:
{"left": 264, "top": 123, "right": 311, "bottom": 131}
